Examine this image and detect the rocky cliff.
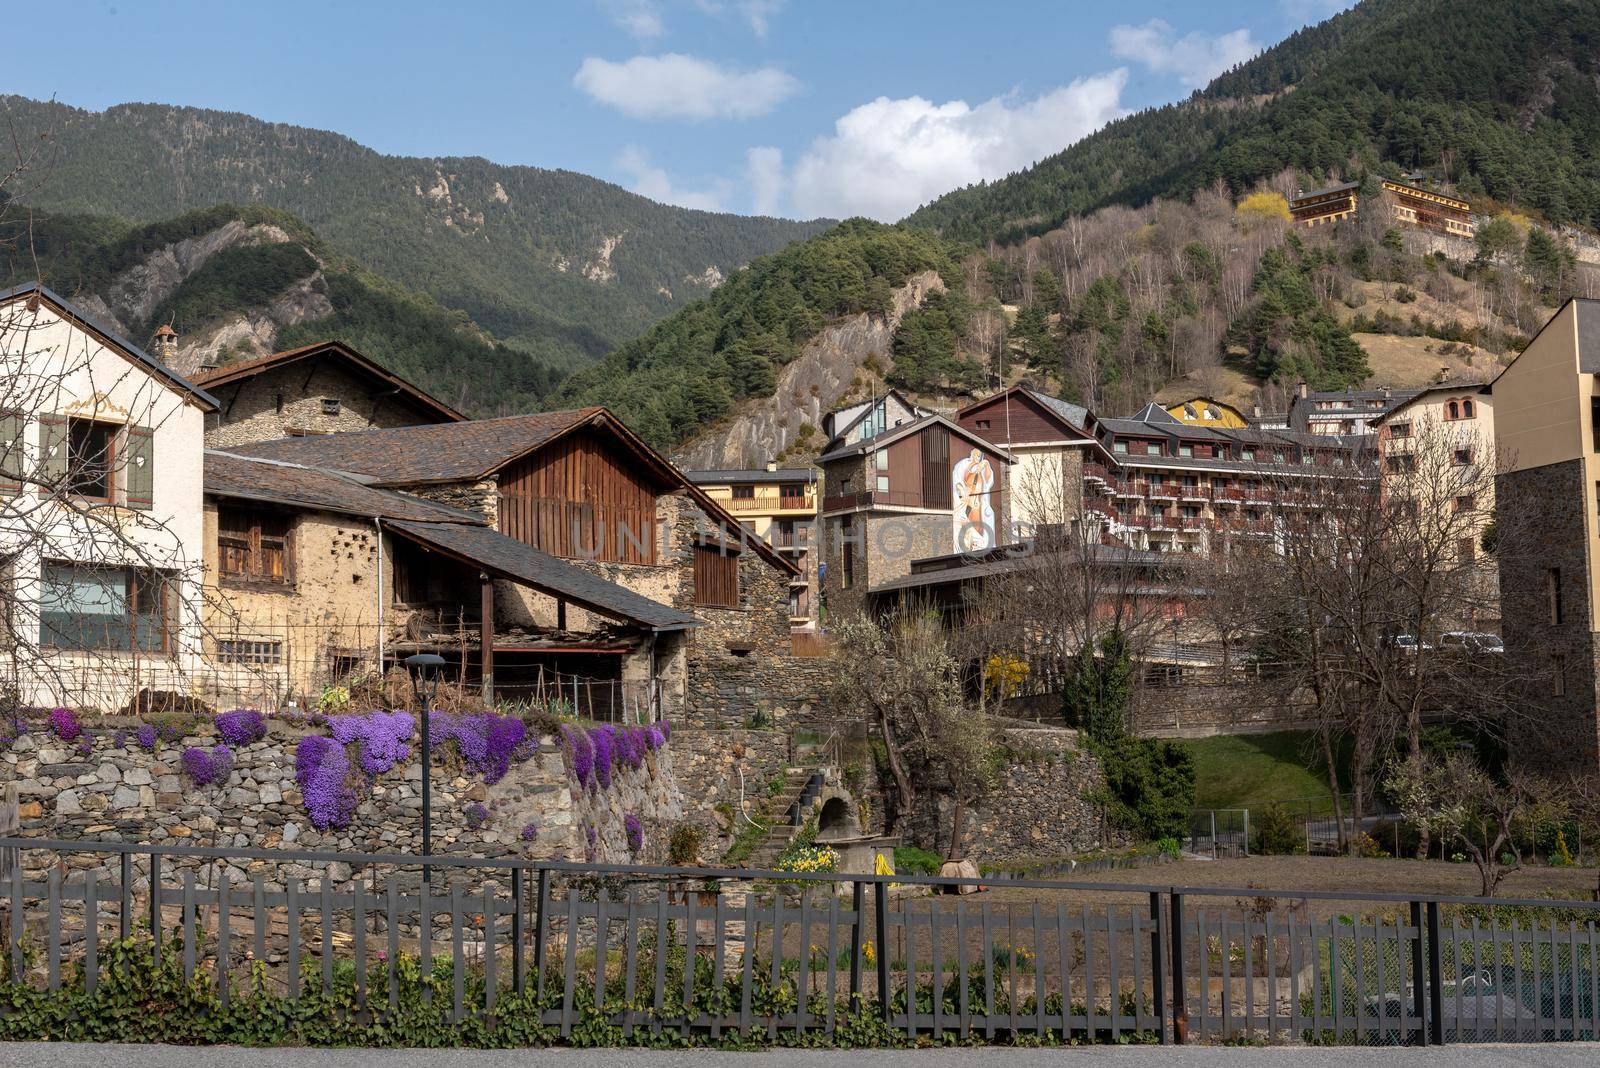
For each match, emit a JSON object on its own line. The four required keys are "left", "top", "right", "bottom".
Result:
{"left": 673, "top": 270, "right": 946, "bottom": 469}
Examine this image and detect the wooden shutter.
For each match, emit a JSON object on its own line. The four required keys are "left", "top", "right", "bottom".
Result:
{"left": 692, "top": 539, "right": 740, "bottom": 608}
{"left": 124, "top": 425, "right": 154, "bottom": 510}
{"left": 0, "top": 411, "right": 22, "bottom": 495}
{"left": 921, "top": 429, "right": 951, "bottom": 508}
{"left": 38, "top": 415, "right": 69, "bottom": 489}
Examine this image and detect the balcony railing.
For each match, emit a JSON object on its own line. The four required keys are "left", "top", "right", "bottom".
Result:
{"left": 724, "top": 493, "right": 814, "bottom": 513}
{"left": 821, "top": 489, "right": 929, "bottom": 512}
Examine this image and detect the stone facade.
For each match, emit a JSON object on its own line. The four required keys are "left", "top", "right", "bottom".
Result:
{"left": 204, "top": 362, "right": 444, "bottom": 448}
{"left": 672, "top": 727, "right": 790, "bottom": 854}
{"left": 900, "top": 727, "right": 1114, "bottom": 862}
{"left": 1498, "top": 460, "right": 1600, "bottom": 770}
{"left": 3, "top": 717, "right": 684, "bottom": 884}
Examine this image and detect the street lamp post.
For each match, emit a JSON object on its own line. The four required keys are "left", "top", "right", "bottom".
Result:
{"left": 405, "top": 653, "right": 446, "bottom": 884}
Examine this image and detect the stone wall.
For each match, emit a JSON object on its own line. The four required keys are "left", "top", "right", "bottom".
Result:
{"left": 671, "top": 728, "right": 790, "bottom": 854}
{"left": 900, "top": 726, "right": 1113, "bottom": 862}
{"left": 1497, "top": 460, "right": 1600, "bottom": 771}
{"left": 2, "top": 717, "right": 684, "bottom": 884}
{"left": 204, "top": 362, "right": 434, "bottom": 448}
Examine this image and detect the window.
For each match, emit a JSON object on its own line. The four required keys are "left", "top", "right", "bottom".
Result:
{"left": 920, "top": 431, "right": 951, "bottom": 509}
{"left": 1453, "top": 447, "right": 1473, "bottom": 466}
{"left": 1387, "top": 454, "right": 1416, "bottom": 473}
{"left": 1553, "top": 655, "right": 1567, "bottom": 697}
{"left": 839, "top": 517, "right": 855, "bottom": 589}
{"left": 216, "top": 639, "right": 283, "bottom": 666}
{"left": 1455, "top": 494, "right": 1476, "bottom": 512}
{"left": 1390, "top": 422, "right": 1411, "bottom": 439}
{"left": 1456, "top": 536, "right": 1477, "bottom": 562}
{"left": 1179, "top": 444, "right": 1193, "bottom": 458}
{"left": 39, "top": 563, "right": 170, "bottom": 652}
{"left": 1302, "top": 452, "right": 1314, "bottom": 465}
{"left": 66, "top": 418, "right": 116, "bottom": 499}
{"left": 692, "top": 537, "right": 740, "bottom": 608}
{"left": 1592, "top": 398, "right": 1600, "bottom": 453}
{"left": 1447, "top": 400, "right": 1460, "bottom": 420}
{"left": 1114, "top": 440, "right": 1128, "bottom": 454}
{"left": 1548, "top": 567, "right": 1564, "bottom": 625}
{"left": 731, "top": 485, "right": 755, "bottom": 500}
{"left": 1462, "top": 399, "right": 1475, "bottom": 418}
{"left": 217, "top": 507, "right": 290, "bottom": 584}
{"left": 1241, "top": 448, "right": 1256, "bottom": 461}
{"left": 976, "top": 419, "right": 991, "bottom": 430}
{"left": 320, "top": 398, "right": 341, "bottom": 416}
{"left": 779, "top": 482, "right": 807, "bottom": 505}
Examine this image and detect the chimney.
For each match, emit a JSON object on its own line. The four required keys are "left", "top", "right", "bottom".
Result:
{"left": 152, "top": 324, "right": 179, "bottom": 363}
{"left": 1296, "top": 381, "right": 1309, "bottom": 399}
{"left": 764, "top": 460, "right": 777, "bottom": 473}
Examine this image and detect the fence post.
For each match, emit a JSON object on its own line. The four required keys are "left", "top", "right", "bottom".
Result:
{"left": 875, "top": 879, "right": 891, "bottom": 1023}
{"left": 1169, "top": 892, "right": 1187, "bottom": 1044}
{"left": 850, "top": 881, "right": 865, "bottom": 1003}
{"left": 512, "top": 867, "right": 525, "bottom": 996}
{"left": 1149, "top": 891, "right": 1167, "bottom": 1044}
{"left": 1426, "top": 900, "right": 1444, "bottom": 1046}
{"left": 1409, "top": 900, "right": 1427, "bottom": 1046}
{"left": 1242, "top": 809, "right": 1250, "bottom": 857}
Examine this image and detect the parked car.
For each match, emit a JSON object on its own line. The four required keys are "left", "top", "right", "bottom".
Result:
{"left": 1440, "top": 631, "right": 1504, "bottom": 654}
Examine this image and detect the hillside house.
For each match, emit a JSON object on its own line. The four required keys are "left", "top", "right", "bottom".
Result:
{"left": 224, "top": 408, "right": 807, "bottom": 726}
{"left": 1290, "top": 177, "right": 1473, "bottom": 238}
{"left": 194, "top": 340, "right": 465, "bottom": 447}
{"left": 0, "top": 283, "right": 217, "bottom": 707}
{"left": 684, "top": 465, "right": 817, "bottom": 630}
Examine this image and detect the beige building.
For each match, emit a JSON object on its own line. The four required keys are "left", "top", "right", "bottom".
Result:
{"left": 1370, "top": 383, "right": 1496, "bottom": 569}
{"left": 1489, "top": 298, "right": 1600, "bottom": 770}
{"left": 685, "top": 465, "right": 817, "bottom": 630}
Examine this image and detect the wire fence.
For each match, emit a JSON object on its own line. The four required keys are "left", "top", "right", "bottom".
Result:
{"left": 5, "top": 837, "right": 1600, "bottom": 1046}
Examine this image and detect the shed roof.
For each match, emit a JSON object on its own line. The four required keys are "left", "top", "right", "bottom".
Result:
{"left": 204, "top": 452, "right": 485, "bottom": 524}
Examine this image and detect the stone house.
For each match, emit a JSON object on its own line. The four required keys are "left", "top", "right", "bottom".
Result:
{"left": 1490, "top": 298, "right": 1600, "bottom": 771}
{"left": 683, "top": 465, "right": 817, "bottom": 630}
{"left": 218, "top": 408, "right": 810, "bottom": 727}
{"left": 816, "top": 411, "right": 1010, "bottom": 620}
{"left": 192, "top": 339, "right": 464, "bottom": 447}
{"left": 0, "top": 283, "right": 218, "bottom": 707}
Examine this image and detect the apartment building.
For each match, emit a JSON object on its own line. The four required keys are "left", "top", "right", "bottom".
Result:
{"left": 1489, "top": 298, "right": 1600, "bottom": 771}
{"left": 1288, "top": 383, "right": 1421, "bottom": 436}
{"left": 684, "top": 465, "right": 818, "bottom": 630}
{"left": 1290, "top": 177, "right": 1473, "bottom": 238}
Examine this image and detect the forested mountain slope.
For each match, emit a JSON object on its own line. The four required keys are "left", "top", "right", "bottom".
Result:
{"left": 0, "top": 204, "right": 552, "bottom": 414}
{"left": 907, "top": 0, "right": 1600, "bottom": 245}
{"left": 0, "top": 95, "right": 831, "bottom": 373}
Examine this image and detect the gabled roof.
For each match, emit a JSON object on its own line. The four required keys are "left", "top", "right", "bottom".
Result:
{"left": 384, "top": 519, "right": 696, "bottom": 632}
{"left": 204, "top": 451, "right": 486, "bottom": 524}
{"left": 232, "top": 407, "right": 799, "bottom": 575}
{"left": 194, "top": 340, "right": 466, "bottom": 423}
{"left": 956, "top": 386, "right": 1092, "bottom": 438}
{"left": 1128, "top": 402, "right": 1181, "bottom": 424}
{"left": 824, "top": 388, "right": 929, "bottom": 445}
{"left": 816, "top": 412, "right": 1013, "bottom": 464}
{"left": 231, "top": 409, "right": 607, "bottom": 483}
{"left": 1365, "top": 381, "right": 1490, "bottom": 424}
{"left": 0, "top": 281, "right": 219, "bottom": 410}
{"left": 1293, "top": 180, "right": 1360, "bottom": 202}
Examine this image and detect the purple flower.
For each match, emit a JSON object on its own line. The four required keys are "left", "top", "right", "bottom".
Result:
{"left": 615, "top": 727, "right": 643, "bottom": 771}
{"left": 182, "top": 745, "right": 234, "bottom": 787}
{"left": 563, "top": 725, "right": 594, "bottom": 789}
{"left": 520, "top": 822, "right": 539, "bottom": 842}
{"left": 135, "top": 723, "right": 158, "bottom": 751}
{"left": 624, "top": 813, "right": 644, "bottom": 854}
{"left": 464, "top": 802, "right": 489, "bottom": 830}
{"left": 329, "top": 711, "right": 414, "bottom": 776}
{"left": 430, "top": 712, "right": 527, "bottom": 784}
{"left": 47, "top": 707, "right": 82, "bottom": 742}
{"left": 75, "top": 734, "right": 93, "bottom": 758}
{"left": 295, "top": 735, "right": 358, "bottom": 830}
{"left": 216, "top": 709, "right": 266, "bottom": 747}
{"left": 112, "top": 729, "right": 129, "bottom": 749}
{"left": 646, "top": 723, "right": 666, "bottom": 751}
{"left": 590, "top": 726, "right": 614, "bottom": 789}
{"left": 583, "top": 822, "right": 598, "bottom": 861}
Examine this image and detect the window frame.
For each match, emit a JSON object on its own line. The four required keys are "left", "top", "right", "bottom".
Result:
{"left": 38, "top": 561, "right": 173, "bottom": 654}
{"left": 217, "top": 505, "right": 293, "bottom": 586}
{"left": 65, "top": 417, "right": 119, "bottom": 502}
{"left": 691, "top": 535, "right": 741, "bottom": 609}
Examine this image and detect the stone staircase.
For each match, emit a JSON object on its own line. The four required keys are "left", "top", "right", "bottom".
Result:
{"left": 745, "top": 766, "right": 826, "bottom": 869}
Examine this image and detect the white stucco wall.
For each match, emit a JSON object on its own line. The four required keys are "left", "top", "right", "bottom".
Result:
{"left": 0, "top": 300, "right": 210, "bottom": 708}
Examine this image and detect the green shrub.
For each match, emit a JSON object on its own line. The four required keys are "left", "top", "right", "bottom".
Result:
{"left": 1090, "top": 735, "right": 1196, "bottom": 842}
{"left": 1251, "top": 802, "right": 1302, "bottom": 855}
{"left": 893, "top": 845, "right": 944, "bottom": 876}
{"left": 667, "top": 823, "right": 705, "bottom": 866}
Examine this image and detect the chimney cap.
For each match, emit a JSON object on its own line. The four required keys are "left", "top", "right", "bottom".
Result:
{"left": 764, "top": 460, "right": 778, "bottom": 472}
{"left": 154, "top": 324, "right": 177, "bottom": 338}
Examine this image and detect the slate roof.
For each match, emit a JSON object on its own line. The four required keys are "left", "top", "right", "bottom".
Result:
{"left": 384, "top": 519, "right": 696, "bottom": 632}
{"left": 194, "top": 340, "right": 466, "bottom": 423}
{"left": 230, "top": 409, "right": 606, "bottom": 484}
{"left": 1127, "top": 402, "right": 1181, "bottom": 424}
{"left": 1293, "top": 180, "right": 1360, "bottom": 202}
{"left": 0, "top": 282, "right": 219, "bottom": 410}
{"left": 684, "top": 469, "right": 817, "bottom": 484}
{"left": 1025, "top": 389, "right": 1092, "bottom": 432}
{"left": 204, "top": 452, "right": 485, "bottom": 524}
{"left": 816, "top": 413, "right": 1011, "bottom": 464}
{"left": 868, "top": 544, "right": 1169, "bottom": 596}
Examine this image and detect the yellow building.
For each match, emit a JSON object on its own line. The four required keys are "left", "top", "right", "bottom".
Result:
{"left": 1290, "top": 177, "right": 1473, "bottom": 237}
{"left": 685, "top": 465, "right": 818, "bottom": 630}
{"left": 1163, "top": 397, "right": 1250, "bottom": 429}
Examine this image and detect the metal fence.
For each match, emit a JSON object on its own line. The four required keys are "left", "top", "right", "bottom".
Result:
{"left": 3, "top": 837, "right": 1600, "bottom": 1046}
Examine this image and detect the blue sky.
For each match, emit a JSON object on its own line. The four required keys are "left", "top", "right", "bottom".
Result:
{"left": 7, "top": 0, "right": 1353, "bottom": 221}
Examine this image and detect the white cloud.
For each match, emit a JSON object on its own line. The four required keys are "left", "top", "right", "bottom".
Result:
{"left": 603, "top": 0, "right": 664, "bottom": 41}
{"left": 788, "top": 72, "right": 1129, "bottom": 222}
{"left": 693, "top": 0, "right": 787, "bottom": 38}
{"left": 617, "top": 145, "right": 730, "bottom": 211}
{"left": 1278, "top": 0, "right": 1356, "bottom": 23}
{"left": 574, "top": 53, "right": 799, "bottom": 120}
{"left": 1109, "top": 19, "right": 1259, "bottom": 89}
{"left": 745, "top": 146, "right": 785, "bottom": 216}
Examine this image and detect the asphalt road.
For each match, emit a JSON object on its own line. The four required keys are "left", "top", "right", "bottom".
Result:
{"left": 3, "top": 1045, "right": 1599, "bottom": 1067}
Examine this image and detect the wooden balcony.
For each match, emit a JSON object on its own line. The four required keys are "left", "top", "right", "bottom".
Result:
{"left": 724, "top": 493, "right": 814, "bottom": 513}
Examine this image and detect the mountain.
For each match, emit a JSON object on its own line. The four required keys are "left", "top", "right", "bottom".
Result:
{"left": 907, "top": 0, "right": 1600, "bottom": 245}
{"left": 0, "top": 95, "right": 831, "bottom": 373}
{"left": 0, "top": 204, "right": 556, "bottom": 413}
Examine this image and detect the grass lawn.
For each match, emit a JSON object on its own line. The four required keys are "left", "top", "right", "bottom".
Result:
{"left": 1182, "top": 730, "right": 1347, "bottom": 814}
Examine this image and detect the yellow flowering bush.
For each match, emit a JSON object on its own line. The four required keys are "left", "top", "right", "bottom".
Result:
{"left": 775, "top": 845, "right": 839, "bottom": 874}
{"left": 984, "top": 653, "right": 1029, "bottom": 699}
